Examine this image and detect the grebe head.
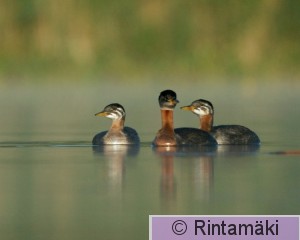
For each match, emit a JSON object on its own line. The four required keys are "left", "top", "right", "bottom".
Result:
{"left": 95, "top": 103, "right": 126, "bottom": 120}
{"left": 158, "top": 90, "right": 179, "bottom": 110}
{"left": 181, "top": 99, "right": 214, "bottom": 116}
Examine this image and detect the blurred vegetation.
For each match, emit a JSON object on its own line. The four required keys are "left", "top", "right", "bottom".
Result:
{"left": 0, "top": 0, "right": 300, "bottom": 82}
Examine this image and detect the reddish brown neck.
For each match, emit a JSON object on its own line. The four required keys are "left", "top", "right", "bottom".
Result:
{"left": 110, "top": 117, "right": 125, "bottom": 131}
{"left": 153, "top": 109, "right": 177, "bottom": 146}
{"left": 161, "top": 109, "right": 174, "bottom": 130}
{"left": 200, "top": 114, "right": 213, "bottom": 132}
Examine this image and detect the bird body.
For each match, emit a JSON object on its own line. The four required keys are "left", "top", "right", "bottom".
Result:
{"left": 174, "top": 127, "right": 217, "bottom": 145}
{"left": 92, "top": 126, "right": 139, "bottom": 145}
{"left": 211, "top": 125, "right": 260, "bottom": 145}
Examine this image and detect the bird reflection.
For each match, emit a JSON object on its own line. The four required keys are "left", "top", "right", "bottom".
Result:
{"left": 193, "top": 155, "right": 214, "bottom": 201}
{"left": 216, "top": 144, "right": 260, "bottom": 156}
{"left": 93, "top": 145, "right": 139, "bottom": 193}
{"left": 155, "top": 146, "right": 177, "bottom": 205}
{"left": 153, "top": 145, "right": 216, "bottom": 211}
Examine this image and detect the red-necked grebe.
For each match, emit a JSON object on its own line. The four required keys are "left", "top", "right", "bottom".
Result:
{"left": 93, "top": 103, "right": 140, "bottom": 145}
{"left": 181, "top": 99, "right": 260, "bottom": 145}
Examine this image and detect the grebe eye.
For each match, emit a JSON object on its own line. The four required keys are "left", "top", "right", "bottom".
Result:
{"left": 200, "top": 106, "right": 208, "bottom": 111}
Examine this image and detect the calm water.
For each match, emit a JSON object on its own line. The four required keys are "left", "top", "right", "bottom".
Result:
{"left": 0, "top": 81, "right": 299, "bottom": 240}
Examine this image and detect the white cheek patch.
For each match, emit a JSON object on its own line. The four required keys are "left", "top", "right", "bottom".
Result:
{"left": 193, "top": 108, "right": 200, "bottom": 115}
{"left": 194, "top": 107, "right": 209, "bottom": 116}
{"left": 107, "top": 112, "right": 119, "bottom": 119}
{"left": 107, "top": 109, "right": 124, "bottom": 119}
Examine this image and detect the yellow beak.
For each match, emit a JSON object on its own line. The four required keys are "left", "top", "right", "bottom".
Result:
{"left": 180, "top": 105, "right": 194, "bottom": 111}
{"left": 95, "top": 111, "right": 108, "bottom": 117}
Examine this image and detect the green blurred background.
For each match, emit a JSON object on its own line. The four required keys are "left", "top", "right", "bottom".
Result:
{"left": 0, "top": 0, "right": 299, "bottom": 83}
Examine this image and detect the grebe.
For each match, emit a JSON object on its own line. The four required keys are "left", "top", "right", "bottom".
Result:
{"left": 152, "top": 90, "right": 217, "bottom": 147}
{"left": 181, "top": 99, "right": 260, "bottom": 145}
{"left": 92, "top": 103, "right": 140, "bottom": 145}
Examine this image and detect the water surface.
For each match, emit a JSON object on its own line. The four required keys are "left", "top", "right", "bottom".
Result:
{"left": 0, "top": 82, "right": 299, "bottom": 240}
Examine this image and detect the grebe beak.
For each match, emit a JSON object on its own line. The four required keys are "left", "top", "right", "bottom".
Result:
{"left": 180, "top": 105, "right": 194, "bottom": 111}
{"left": 95, "top": 111, "right": 108, "bottom": 117}
{"left": 164, "top": 99, "right": 179, "bottom": 106}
